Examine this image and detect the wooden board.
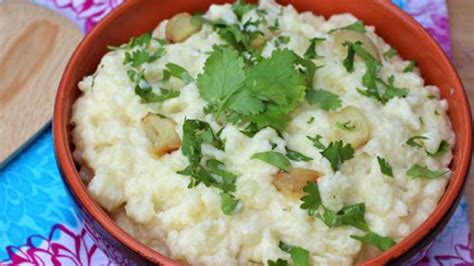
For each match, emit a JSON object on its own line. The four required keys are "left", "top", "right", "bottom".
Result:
{"left": 447, "top": 0, "right": 474, "bottom": 254}
{"left": 0, "top": 0, "right": 83, "bottom": 168}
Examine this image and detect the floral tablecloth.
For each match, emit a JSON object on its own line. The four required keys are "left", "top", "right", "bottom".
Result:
{"left": 0, "top": 0, "right": 472, "bottom": 265}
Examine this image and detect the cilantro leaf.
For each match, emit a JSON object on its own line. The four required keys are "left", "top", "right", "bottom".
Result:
{"left": 286, "top": 149, "right": 313, "bottom": 162}
{"left": 275, "top": 35, "right": 291, "bottom": 48}
{"left": 307, "top": 135, "right": 326, "bottom": 150}
{"left": 231, "top": 0, "right": 256, "bottom": 21}
{"left": 125, "top": 50, "right": 150, "bottom": 67}
{"left": 342, "top": 41, "right": 356, "bottom": 72}
{"left": 382, "top": 75, "right": 409, "bottom": 101}
{"left": 377, "top": 156, "right": 394, "bottom": 177}
{"left": 383, "top": 48, "right": 397, "bottom": 60}
{"left": 197, "top": 46, "right": 246, "bottom": 114}
{"left": 426, "top": 140, "right": 449, "bottom": 157}
{"left": 403, "top": 59, "right": 417, "bottom": 72}
{"left": 251, "top": 151, "right": 291, "bottom": 172}
{"left": 206, "top": 159, "right": 237, "bottom": 192}
{"left": 304, "top": 37, "right": 325, "bottom": 59}
{"left": 406, "top": 164, "right": 448, "bottom": 179}
{"left": 268, "top": 259, "right": 288, "bottom": 266}
{"left": 306, "top": 89, "right": 342, "bottom": 111}
{"left": 351, "top": 42, "right": 407, "bottom": 104}
{"left": 226, "top": 89, "right": 265, "bottom": 115}
{"left": 164, "top": 63, "right": 193, "bottom": 84}
{"left": 278, "top": 242, "right": 309, "bottom": 266}
{"left": 245, "top": 49, "right": 306, "bottom": 109}
{"left": 131, "top": 70, "right": 179, "bottom": 103}
{"left": 181, "top": 119, "right": 224, "bottom": 164}
{"left": 300, "top": 182, "right": 322, "bottom": 216}
{"left": 329, "top": 21, "right": 366, "bottom": 34}
{"left": 406, "top": 135, "right": 428, "bottom": 148}
{"left": 336, "top": 121, "right": 356, "bottom": 131}
{"left": 319, "top": 203, "right": 369, "bottom": 231}
{"left": 321, "top": 140, "right": 354, "bottom": 172}
{"left": 351, "top": 232, "right": 396, "bottom": 251}
{"left": 220, "top": 192, "right": 241, "bottom": 215}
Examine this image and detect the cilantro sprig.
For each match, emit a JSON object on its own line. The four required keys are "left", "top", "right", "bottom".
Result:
{"left": 178, "top": 119, "right": 241, "bottom": 215}
{"left": 377, "top": 156, "right": 394, "bottom": 177}
{"left": 251, "top": 151, "right": 291, "bottom": 171}
{"left": 278, "top": 242, "right": 310, "bottom": 266}
{"left": 197, "top": 46, "right": 315, "bottom": 131}
{"left": 306, "top": 89, "right": 342, "bottom": 111}
{"left": 118, "top": 32, "right": 183, "bottom": 103}
{"left": 343, "top": 41, "right": 409, "bottom": 104}
{"left": 304, "top": 37, "right": 325, "bottom": 59}
{"left": 406, "top": 135, "right": 428, "bottom": 148}
{"left": 406, "top": 164, "right": 448, "bottom": 179}
{"left": 328, "top": 21, "right": 366, "bottom": 34}
{"left": 299, "top": 182, "right": 396, "bottom": 251}
{"left": 286, "top": 149, "right": 313, "bottom": 162}
{"left": 351, "top": 232, "right": 397, "bottom": 251}
{"left": 426, "top": 140, "right": 449, "bottom": 157}
{"left": 307, "top": 135, "right": 354, "bottom": 172}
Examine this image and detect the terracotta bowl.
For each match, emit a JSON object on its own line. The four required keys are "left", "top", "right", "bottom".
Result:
{"left": 53, "top": 0, "right": 472, "bottom": 265}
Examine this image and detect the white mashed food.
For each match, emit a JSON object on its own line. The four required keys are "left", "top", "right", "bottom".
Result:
{"left": 71, "top": 0, "right": 454, "bottom": 265}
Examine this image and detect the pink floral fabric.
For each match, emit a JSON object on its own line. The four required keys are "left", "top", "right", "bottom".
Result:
{"left": 0, "top": 225, "right": 108, "bottom": 266}
{"left": 2, "top": 0, "right": 471, "bottom": 265}
{"left": 33, "top": 0, "right": 124, "bottom": 32}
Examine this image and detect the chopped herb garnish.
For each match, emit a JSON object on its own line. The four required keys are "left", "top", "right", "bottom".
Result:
{"left": 299, "top": 182, "right": 395, "bottom": 251}
{"left": 329, "top": 21, "right": 366, "bottom": 34}
{"left": 278, "top": 242, "right": 309, "bottom": 266}
{"left": 383, "top": 48, "right": 397, "bottom": 60}
{"left": 406, "top": 135, "right": 428, "bottom": 148}
{"left": 306, "top": 89, "right": 342, "bottom": 111}
{"left": 428, "top": 95, "right": 437, "bottom": 100}
{"left": 286, "top": 149, "right": 313, "bottom": 162}
{"left": 275, "top": 35, "right": 291, "bottom": 47}
{"left": 406, "top": 164, "right": 448, "bottom": 179}
{"left": 342, "top": 41, "right": 356, "bottom": 72}
{"left": 403, "top": 59, "right": 417, "bottom": 72}
{"left": 304, "top": 37, "right": 325, "bottom": 59}
{"left": 321, "top": 140, "right": 354, "bottom": 172}
{"left": 434, "top": 110, "right": 440, "bottom": 116}
{"left": 336, "top": 121, "right": 356, "bottom": 131}
{"left": 319, "top": 203, "right": 369, "bottom": 231}
{"left": 178, "top": 119, "right": 241, "bottom": 214}
{"left": 426, "top": 140, "right": 449, "bottom": 157}
{"left": 268, "top": 259, "right": 289, "bottom": 266}
{"left": 307, "top": 136, "right": 354, "bottom": 172}
{"left": 231, "top": 0, "right": 256, "bottom": 21}
{"left": 377, "top": 156, "right": 394, "bottom": 177}
{"left": 251, "top": 151, "right": 291, "bottom": 171}
{"left": 351, "top": 232, "right": 396, "bottom": 251}
{"left": 220, "top": 192, "right": 241, "bottom": 215}
{"left": 270, "top": 141, "right": 278, "bottom": 150}
{"left": 197, "top": 45, "right": 314, "bottom": 131}
{"left": 163, "top": 63, "right": 193, "bottom": 84}
{"left": 307, "top": 117, "right": 315, "bottom": 124}
{"left": 181, "top": 119, "right": 224, "bottom": 164}
{"left": 307, "top": 135, "right": 325, "bottom": 150}
{"left": 119, "top": 33, "right": 176, "bottom": 103}
{"left": 344, "top": 41, "right": 409, "bottom": 104}
{"left": 300, "top": 182, "right": 322, "bottom": 216}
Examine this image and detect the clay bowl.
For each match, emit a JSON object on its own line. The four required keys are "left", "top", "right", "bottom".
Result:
{"left": 53, "top": 0, "right": 472, "bottom": 264}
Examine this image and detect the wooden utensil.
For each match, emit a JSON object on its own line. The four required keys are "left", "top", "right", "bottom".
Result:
{"left": 0, "top": 0, "right": 83, "bottom": 168}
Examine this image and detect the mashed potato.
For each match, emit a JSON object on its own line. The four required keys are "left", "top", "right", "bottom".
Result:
{"left": 71, "top": 0, "right": 454, "bottom": 265}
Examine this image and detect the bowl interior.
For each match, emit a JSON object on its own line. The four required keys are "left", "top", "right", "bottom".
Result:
{"left": 54, "top": 0, "right": 471, "bottom": 265}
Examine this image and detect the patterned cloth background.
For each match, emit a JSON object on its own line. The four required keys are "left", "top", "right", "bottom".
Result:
{"left": 0, "top": 0, "right": 472, "bottom": 265}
